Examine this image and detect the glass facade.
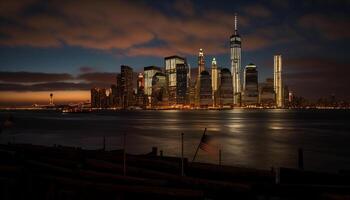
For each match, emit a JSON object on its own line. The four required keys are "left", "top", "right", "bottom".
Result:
{"left": 144, "top": 66, "right": 161, "bottom": 96}
{"left": 164, "top": 56, "right": 186, "bottom": 105}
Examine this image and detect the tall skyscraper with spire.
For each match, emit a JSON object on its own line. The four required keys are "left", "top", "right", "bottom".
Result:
{"left": 198, "top": 48, "right": 205, "bottom": 76}
{"left": 230, "top": 13, "right": 242, "bottom": 105}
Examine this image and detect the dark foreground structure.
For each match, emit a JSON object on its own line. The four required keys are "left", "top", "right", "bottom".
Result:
{"left": 1, "top": 144, "right": 350, "bottom": 199}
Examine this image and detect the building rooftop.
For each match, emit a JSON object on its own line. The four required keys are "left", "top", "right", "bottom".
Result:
{"left": 221, "top": 68, "right": 231, "bottom": 74}
{"left": 144, "top": 66, "right": 161, "bottom": 71}
{"left": 164, "top": 55, "right": 185, "bottom": 60}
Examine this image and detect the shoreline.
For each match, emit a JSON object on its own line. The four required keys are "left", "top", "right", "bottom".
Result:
{"left": 1, "top": 143, "right": 350, "bottom": 199}
{"left": 1, "top": 107, "right": 349, "bottom": 111}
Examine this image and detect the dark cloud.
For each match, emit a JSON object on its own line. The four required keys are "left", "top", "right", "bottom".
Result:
{"left": 0, "top": 0, "right": 348, "bottom": 57}
{"left": 0, "top": 70, "right": 117, "bottom": 91}
{"left": 77, "top": 72, "right": 116, "bottom": 84}
{"left": 284, "top": 57, "right": 350, "bottom": 100}
{"left": 299, "top": 14, "right": 350, "bottom": 40}
{"left": 0, "top": 71, "right": 74, "bottom": 83}
{"left": 0, "top": 0, "right": 252, "bottom": 56}
{"left": 0, "top": 81, "right": 112, "bottom": 91}
{"left": 173, "top": 0, "right": 195, "bottom": 16}
{"left": 243, "top": 4, "right": 271, "bottom": 18}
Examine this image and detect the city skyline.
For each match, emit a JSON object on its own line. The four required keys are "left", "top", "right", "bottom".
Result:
{"left": 0, "top": 0, "right": 349, "bottom": 106}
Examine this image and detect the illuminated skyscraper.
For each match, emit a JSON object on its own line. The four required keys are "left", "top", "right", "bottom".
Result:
{"left": 243, "top": 63, "right": 258, "bottom": 106}
{"left": 230, "top": 13, "right": 242, "bottom": 105}
{"left": 198, "top": 49, "right": 205, "bottom": 76}
{"left": 176, "top": 63, "right": 188, "bottom": 105}
{"left": 274, "top": 55, "right": 283, "bottom": 108}
{"left": 144, "top": 66, "right": 161, "bottom": 96}
{"left": 136, "top": 73, "right": 145, "bottom": 107}
{"left": 152, "top": 72, "right": 168, "bottom": 107}
{"left": 91, "top": 88, "right": 100, "bottom": 108}
{"left": 219, "top": 68, "right": 233, "bottom": 107}
{"left": 211, "top": 58, "right": 219, "bottom": 92}
{"left": 259, "top": 78, "right": 275, "bottom": 107}
{"left": 211, "top": 58, "right": 219, "bottom": 106}
{"left": 164, "top": 55, "right": 186, "bottom": 105}
{"left": 120, "top": 65, "right": 134, "bottom": 108}
{"left": 137, "top": 73, "right": 144, "bottom": 94}
{"left": 199, "top": 71, "right": 212, "bottom": 108}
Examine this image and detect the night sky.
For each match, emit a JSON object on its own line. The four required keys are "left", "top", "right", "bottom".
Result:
{"left": 0, "top": 0, "right": 349, "bottom": 106}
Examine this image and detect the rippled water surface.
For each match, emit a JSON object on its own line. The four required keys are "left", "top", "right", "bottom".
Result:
{"left": 1, "top": 109, "right": 350, "bottom": 172}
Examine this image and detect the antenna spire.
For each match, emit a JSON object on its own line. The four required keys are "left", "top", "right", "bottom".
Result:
{"left": 234, "top": 13, "right": 238, "bottom": 34}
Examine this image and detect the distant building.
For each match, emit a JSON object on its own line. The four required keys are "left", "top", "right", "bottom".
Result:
{"left": 99, "top": 88, "right": 108, "bottom": 108}
{"left": 90, "top": 88, "right": 108, "bottom": 108}
{"left": 195, "top": 49, "right": 206, "bottom": 106}
{"left": 199, "top": 71, "right": 212, "bottom": 108}
{"left": 274, "top": 55, "right": 283, "bottom": 108}
{"left": 198, "top": 49, "right": 205, "bottom": 76}
{"left": 164, "top": 55, "right": 186, "bottom": 105}
{"left": 91, "top": 88, "right": 100, "bottom": 108}
{"left": 259, "top": 78, "right": 275, "bottom": 107}
{"left": 110, "top": 84, "right": 119, "bottom": 107}
{"left": 284, "top": 85, "right": 289, "bottom": 108}
{"left": 243, "top": 63, "right": 258, "bottom": 106}
{"left": 136, "top": 73, "right": 146, "bottom": 108}
{"left": 115, "top": 74, "right": 123, "bottom": 107}
{"left": 176, "top": 63, "right": 188, "bottom": 105}
{"left": 231, "top": 13, "right": 242, "bottom": 105}
{"left": 137, "top": 73, "right": 144, "bottom": 94}
{"left": 188, "top": 80, "right": 196, "bottom": 107}
{"left": 152, "top": 72, "right": 168, "bottom": 107}
{"left": 144, "top": 66, "right": 161, "bottom": 96}
{"left": 219, "top": 68, "right": 233, "bottom": 107}
{"left": 211, "top": 58, "right": 219, "bottom": 106}
{"left": 121, "top": 65, "right": 134, "bottom": 108}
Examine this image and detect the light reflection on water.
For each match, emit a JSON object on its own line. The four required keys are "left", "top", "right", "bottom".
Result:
{"left": 0, "top": 109, "right": 350, "bottom": 172}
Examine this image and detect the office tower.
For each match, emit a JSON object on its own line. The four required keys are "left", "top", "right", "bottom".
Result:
{"left": 198, "top": 49, "right": 205, "bottom": 76}
{"left": 164, "top": 55, "right": 186, "bottom": 105}
{"left": 144, "top": 66, "right": 161, "bottom": 96}
{"left": 110, "top": 84, "right": 118, "bottom": 107}
{"left": 199, "top": 71, "right": 212, "bottom": 108}
{"left": 120, "top": 65, "right": 134, "bottom": 108}
{"left": 219, "top": 68, "right": 233, "bottom": 107}
{"left": 135, "top": 73, "right": 145, "bottom": 108}
{"left": 91, "top": 88, "right": 100, "bottom": 108}
{"left": 288, "top": 91, "right": 293, "bottom": 103}
{"left": 187, "top": 64, "right": 191, "bottom": 88}
{"left": 152, "top": 72, "right": 168, "bottom": 107}
{"left": 230, "top": 13, "right": 242, "bottom": 105}
{"left": 98, "top": 88, "right": 108, "bottom": 108}
{"left": 188, "top": 80, "right": 196, "bottom": 107}
{"left": 211, "top": 58, "right": 219, "bottom": 106}
{"left": 176, "top": 63, "right": 188, "bottom": 105}
{"left": 243, "top": 63, "right": 259, "bottom": 106}
{"left": 259, "top": 78, "right": 275, "bottom": 107}
{"left": 115, "top": 74, "right": 123, "bottom": 107}
{"left": 105, "top": 88, "right": 113, "bottom": 108}
{"left": 274, "top": 55, "right": 283, "bottom": 108}
{"left": 284, "top": 85, "right": 289, "bottom": 107}
{"left": 137, "top": 73, "right": 144, "bottom": 94}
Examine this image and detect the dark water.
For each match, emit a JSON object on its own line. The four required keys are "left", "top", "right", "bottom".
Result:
{"left": 1, "top": 109, "right": 350, "bottom": 172}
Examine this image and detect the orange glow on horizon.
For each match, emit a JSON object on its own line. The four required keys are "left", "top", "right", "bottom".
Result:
{"left": 0, "top": 90, "right": 90, "bottom": 105}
